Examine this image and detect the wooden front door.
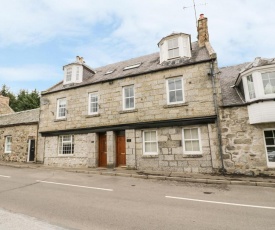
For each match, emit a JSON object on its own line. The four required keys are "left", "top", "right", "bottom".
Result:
{"left": 98, "top": 133, "right": 107, "bottom": 167}
{"left": 116, "top": 132, "right": 126, "bottom": 167}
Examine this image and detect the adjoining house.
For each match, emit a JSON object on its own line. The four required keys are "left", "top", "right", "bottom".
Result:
{"left": 0, "top": 95, "right": 39, "bottom": 162}
{"left": 38, "top": 14, "right": 223, "bottom": 173}
{"left": 219, "top": 58, "right": 275, "bottom": 176}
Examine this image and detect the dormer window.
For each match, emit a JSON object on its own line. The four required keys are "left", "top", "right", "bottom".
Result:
{"left": 242, "top": 69, "right": 275, "bottom": 102}
{"left": 168, "top": 38, "right": 179, "bottom": 59}
{"left": 262, "top": 71, "right": 275, "bottom": 95}
{"left": 76, "top": 67, "right": 80, "bottom": 81}
{"left": 63, "top": 56, "right": 95, "bottom": 85}
{"left": 66, "top": 67, "right": 72, "bottom": 82}
{"left": 247, "top": 75, "right": 256, "bottom": 99}
{"left": 158, "top": 33, "right": 191, "bottom": 63}
{"left": 123, "top": 63, "right": 142, "bottom": 71}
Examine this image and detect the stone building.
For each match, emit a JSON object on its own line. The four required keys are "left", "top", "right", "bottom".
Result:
{"left": 39, "top": 15, "right": 223, "bottom": 173}
{"left": 0, "top": 95, "right": 14, "bottom": 115}
{"left": 0, "top": 105, "right": 39, "bottom": 162}
{"left": 220, "top": 58, "right": 275, "bottom": 176}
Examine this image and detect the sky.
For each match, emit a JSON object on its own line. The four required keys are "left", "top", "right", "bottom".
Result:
{"left": 0, "top": 0, "right": 274, "bottom": 94}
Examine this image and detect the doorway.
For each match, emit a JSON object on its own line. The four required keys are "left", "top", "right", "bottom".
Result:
{"left": 28, "top": 139, "right": 35, "bottom": 162}
{"left": 98, "top": 133, "right": 107, "bottom": 167}
{"left": 116, "top": 131, "right": 126, "bottom": 167}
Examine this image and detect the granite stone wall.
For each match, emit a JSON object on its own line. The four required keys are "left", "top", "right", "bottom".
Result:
{"left": 220, "top": 106, "right": 275, "bottom": 176}
{"left": 39, "top": 62, "right": 216, "bottom": 133}
{"left": 0, "top": 124, "right": 38, "bottom": 162}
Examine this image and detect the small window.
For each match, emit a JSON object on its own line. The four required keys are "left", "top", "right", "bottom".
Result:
{"left": 89, "top": 93, "right": 99, "bottom": 115}
{"left": 262, "top": 71, "right": 275, "bottom": 95}
{"left": 247, "top": 75, "right": 256, "bottom": 99}
{"left": 167, "top": 77, "right": 184, "bottom": 104}
{"left": 66, "top": 67, "right": 72, "bottom": 82}
{"left": 76, "top": 67, "right": 80, "bottom": 81}
{"left": 5, "top": 136, "right": 12, "bottom": 153}
{"left": 57, "top": 98, "right": 66, "bottom": 119}
{"left": 105, "top": 70, "right": 115, "bottom": 75}
{"left": 143, "top": 131, "right": 158, "bottom": 155}
{"left": 123, "top": 85, "right": 135, "bottom": 110}
{"left": 123, "top": 63, "right": 142, "bottom": 71}
{"left": 59, "top": 135, "right": 74, "bottom": 155}
{"left": 183, "top": 128, "right": 202, "bottom": 154}
{"left": 264, "top": 130, "right": 275, "bottom": 164}
{"left": 168, "top": 38, "right": 179, "bottom": 59}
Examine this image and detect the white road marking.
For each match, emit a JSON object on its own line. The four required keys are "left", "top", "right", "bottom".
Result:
{"left": 0, "top": 175, "right": 10, "bottom": 178}
{"left": 36, "top": 180, "right": 113, "bottom": 191}
{"left": 165, "top": 196, "right": 275, "bottom": 210}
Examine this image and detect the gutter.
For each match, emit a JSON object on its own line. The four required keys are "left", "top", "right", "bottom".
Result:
{"left": 210, "top": 59, "right": 226, "bottom": 174}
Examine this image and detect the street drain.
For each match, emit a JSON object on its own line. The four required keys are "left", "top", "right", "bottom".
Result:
{"left": 203, "top": 192, "right": 213, "bottom": 194}
{"left": 131, "top": 185, "right": 136, "bottom": 186}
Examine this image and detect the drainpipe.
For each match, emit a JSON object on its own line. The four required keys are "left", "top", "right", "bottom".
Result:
{"left": 210, "top": 59, "right": 226, "bottom": 174}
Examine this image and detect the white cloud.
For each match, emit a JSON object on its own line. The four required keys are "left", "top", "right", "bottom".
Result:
{"left": 0, "top": 0, "right": 274, "bottom": 68}
{"left": 0, "top": 64, "right": 60, "bottom": 81}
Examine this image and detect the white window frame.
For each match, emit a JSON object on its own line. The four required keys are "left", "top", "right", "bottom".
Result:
{"left": 261, "top": 71, "right": 275, "bottom": 95}
{"left": 56, "top": 98, "right": 67, "bottom": 119}
{"left": 123, "top": 85, "right": 135, "bottom": 110}
{"left": 143, "top": 130, "right": 158, "bottom": 155}
{"left": 4, "top": 136, "right": 12, "bottom": 153}
{"left": 166, "top": 77, "right": 184, "bottom": 104}
{"left": 246, "top": 75, "right": 256, "bottom": 99}
{"left": 263, "top": 129, "right": 275, "bottom": 168}
{"left": 88, "top": 93, "right": 99, "bottom": 115}
{"left": 182, "top": 127, "right": 202, "bottom": 155}
{"left": 242, "top": 67, "right": 275, "bottom": 102}
{"left": 167, "top": 38, "right": 179, "bottom": 59}
{"left": 58, "top": 135, "right": 74, "bottom": 155}
{"left": 66, "top": 67, "right": 72, "bottom": 82}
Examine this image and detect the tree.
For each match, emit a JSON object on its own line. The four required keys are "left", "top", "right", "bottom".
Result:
{"left": 0, "top": 85, "right": 40, "bottom": 112}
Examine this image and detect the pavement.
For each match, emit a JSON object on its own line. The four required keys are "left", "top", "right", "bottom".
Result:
{"left": 1, "top": 161, "right": 275, "bottom": 188}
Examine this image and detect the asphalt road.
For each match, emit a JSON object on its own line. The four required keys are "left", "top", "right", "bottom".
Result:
{"left": 0, "top": 166, "right": 275, "bottom": 230}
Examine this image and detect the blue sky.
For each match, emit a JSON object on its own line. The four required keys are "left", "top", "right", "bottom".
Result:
{"left": 0, "top": 0, "right": 274, "bottom": 93}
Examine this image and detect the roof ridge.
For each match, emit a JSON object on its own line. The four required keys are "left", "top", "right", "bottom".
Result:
{"left": 0, "top": 108, "right": 39, "bottom": 118}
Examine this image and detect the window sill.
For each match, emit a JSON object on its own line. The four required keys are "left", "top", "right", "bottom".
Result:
{"left": 86, "top": 114, "right": 100, "bottom": 118}
{"left": 163, "top": 102, "right": 188, "bottom": 108}
{"left": 4, "top": 152, "right": 11, "bottom": 154}
{"left": 142, "top": 155, "right": 159, "bottom": 158}
{"left": 182, "top": 154, "right": 203, "bottom": 158}
{"left": 54, "top": 118, "right": 67, "bottom": 122}
{"left": 57, "top": 154, "right": 74, "bottom": 157}
{"left": 119, "top": 109, "right": 138, "bottom": 114}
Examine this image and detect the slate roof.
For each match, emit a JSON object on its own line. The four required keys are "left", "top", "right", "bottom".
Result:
{"left": 219, "top": 63, "right": 249, "bottom": 107}
{"left": 0, "top": 108, "right": 39, "bottom": 127}
{"left": 43, "top": 41, "right": 212, "bottom": 94}
{"left": 239, "top": 57, "right": 275, "bottom": 74}
{"left": 220, "top": 57, "right": 275, "bottom": 107}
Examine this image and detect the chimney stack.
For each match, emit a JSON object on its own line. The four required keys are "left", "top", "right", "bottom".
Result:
{"left": 197, "top": 14, "right": 209, "bottom": 47}
{"left": 76, "top": 56, "right": 85, "bottom": 64}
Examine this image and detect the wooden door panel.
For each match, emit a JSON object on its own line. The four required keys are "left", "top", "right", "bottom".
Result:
{"left": 116, "top": 135, "right": 126, "bottom": 166}
{"left": 99, "top": 134, "right": 107, "bottom": 167}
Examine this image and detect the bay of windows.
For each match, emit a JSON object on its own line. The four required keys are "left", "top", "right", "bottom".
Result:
{"left": 168, "top": 38, "right": 179, "bottom": 59}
